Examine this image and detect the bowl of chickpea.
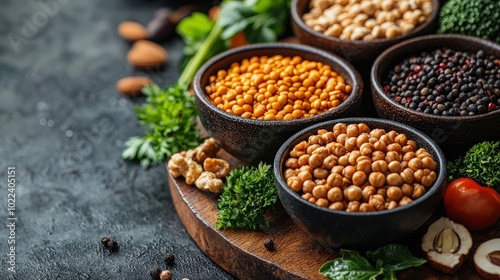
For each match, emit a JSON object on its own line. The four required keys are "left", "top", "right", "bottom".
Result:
{"left": 193, "top": 43, "right": 363, "bottom": 164}
{"left": 290, "top": 0, "right": 440, "bottom": 63}
{"left": 273, "top": 117, "right": 447, "bottom": 249}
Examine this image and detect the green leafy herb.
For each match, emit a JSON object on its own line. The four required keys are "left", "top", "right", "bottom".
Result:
{"left": 176, "top": 0, "right": 291, "bottom": 89}
{"left": 319, "top": 244, "right": 426, "bottom": 280}
{"left": 216, "top": 162, "right": 277, "bottom": 230}
{"left": 447, "top": 141, "right": 500, "bottom": 193}
{"left": 123, "top": 0, "right": 291, "bottom": 166}
{"left": 121, "top": 84, "right": 201, "bottom": 166}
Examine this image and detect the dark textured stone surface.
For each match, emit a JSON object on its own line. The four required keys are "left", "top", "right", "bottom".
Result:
{"left": 0, "top": 0, "right": 234, "bottom": 279}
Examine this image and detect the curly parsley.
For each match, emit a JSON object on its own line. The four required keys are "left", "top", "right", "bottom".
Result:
{"left": 447, "top": 141, "right": 500, "bottom": 193}
{"left": 121, "top": 84, "right": 201, "bottom": 166}
{"left": 216, "top": 163, "right": 277, "bottom": 230}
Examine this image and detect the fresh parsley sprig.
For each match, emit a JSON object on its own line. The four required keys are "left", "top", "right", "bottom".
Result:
{"left": 216, "top": 163, "right": 277, "bottom": 230}
{"left": 319, "top": 244, "right": 426, "bottom": 280}
{"left": 121, "top": 84, "right": 201, "bottom": 166}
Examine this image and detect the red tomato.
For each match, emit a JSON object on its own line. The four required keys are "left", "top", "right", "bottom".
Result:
{"left": 443, "top": 178, "right": 500, "bottom": 230}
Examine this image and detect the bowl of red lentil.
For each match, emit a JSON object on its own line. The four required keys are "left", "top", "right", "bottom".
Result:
{"left": 273, "top": 117, "right": 447, "bottom": 249}
{"left": 193, "top": 43, "right": 363, "bottom": 164}
{"left": 291, "top": 0, "right": 440, "bottom": 63}
{"left": 371, "top": 34, "right": 500, "bottom": 148}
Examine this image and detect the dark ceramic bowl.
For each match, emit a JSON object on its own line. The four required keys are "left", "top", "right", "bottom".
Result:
{"left": 371, "top": 34, "right": 500, "bottom": 147}
{"left": 291, "top": 0, "right": 440, "bottom": 63}
{"left": 274, "top": 117, "right": 447, "bottom": 249}
{"left": 193, "top": 43, "right": 363, "bottom": 164}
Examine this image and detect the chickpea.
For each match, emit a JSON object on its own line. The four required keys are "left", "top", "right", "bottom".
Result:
{"left": 356, "top": 159, "right": 372, "bottom": 174}
{"left": 284, "top": 168, "right": 296, "bottom": 180}
{"left": 297, "top": 170, "right": 312, "bottom": 183}
{"left": 386, "top": 173, "right": 402, "bottom": 186}
{"left": 351, "top": 171, "right": 367, "bottom": 186}
{"left": 370, "top": 128, "right": 386, "bottom": 139}
{"left": 348, "top": 150, "right": 361, "bottom": 165}
{"left": 316, "top": 198, "right": 329, "bottom": 207}
{"left": 336, "top": 133, "right": 348, "bottom": 146}
{"left": 372, "top": 160, "right": 388, "bottom": 173}
{"left": 408, "top": 157, "right": 423, "bottom": 171}
{"left": 338, "top": 155, "right": 349, "bottom": 166}
{"left": 412, "top": 183, "right": 426, "bottom": 199}
{"left": 332, "top": 165, "right": 344, "bottom": 175}
{"left": 308, "top": 154, "right": 323, "bottom": 168}
{"left": 302, "top": 192, "right": 313, "bottom": 201}
{"left": 344, "top": 136, "right": 358, "bottom": 151}
{"left": 312, "top": 146, "right": 330, "bottom": 160}
{"left": 323, "top": 155, "right": 338, "bottom": 169}
{"left": 421, "top": 156, "right": 437, "bottom": 170}
{"left": 342, "top": 165, "right": 356, "bottom": 180}
{"left": 327, "top": 186, "right": 343, "bottom": 202}
{"left": 308, "top": 197, "right": 317, "bottom": 204}
{"left": 387, "top": 161, "right": 401, "bottom": 173}
{"left": 359, "top": 203, "right": 375, "bottom": 212}
{"left": 399, "top": 196, "right": 413, "bottom": 206}
{"left": 369, "top": 194, "right": 385, "bottom": 211}
{"left": 302, "top": 179, "right": 316, "bottom": 193}
{"left": 400, "top": 167, "right": 414, "bottom": 184}
{"left": 346, "top": 201, "right": 360, "bottom": 212}
{"left": 285, "top": 158, "right": 299, "bottom": 169}
{"left": 386, "top": 200, "right": 398, "bottom": 210}
{"left": 312, "top": 184, "right": 328, "bottom": 199}
{"left": 376, "top": 186, "right": 388, "bottom": 197}
{"left": 359, "top": 142, "right": 374, "bottom": 156}
{"left": 300, "top": 165, "right": 314, "bottom": 174}
{"left": 371, "top": 150, "right": 386, "bottom": 161}
{"left": 344, "top": 185, "right": 363, "bottom": 201}
{"left": 401, "top": 183, "right": 413, "bottom": 197}
{"left": 403, "top": 151, "right": 416, "bottom": 162}
{"left": 362, "top": 185, "right": 376, "bottom": 202}
{"left": 314, "top": 167, "right": 329, "bottom": 179}
{"left": 306, "top": 143, "right": 321, "bottom": 155}
{"left": 329, "top": 201, "right": 345, "bottom": 211}
{"left": 298, "top": 154, "right": 311, "bottom": 167}
{"left": 386, "top": 186, "right": 403, "bottom": 201}
{"left": 373, "top": 140, "right": 387, "bottom": 152}
{"left": 287, "top": 176, "right": 302, "bottom": 192}
{"left": 369, "top": 172, "right": 386, "bottom": 188}
{"left": 328, "top": 142, "right": 347, "bottom": 157}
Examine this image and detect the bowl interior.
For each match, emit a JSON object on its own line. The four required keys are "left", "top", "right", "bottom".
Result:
{"left": 371, "top": 34, "right": 500, "bottom": 145}
{"left": 291, "top": 0, "right": 440, "bottom": 62}
{"left": 194, "top": 42, "right": 363, "bottom": 126}
{"left": 274, "top": 117, "right": 447, "bottom": 248}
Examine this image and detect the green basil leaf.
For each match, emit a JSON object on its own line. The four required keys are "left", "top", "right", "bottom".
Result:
{"left": 367, "top": 244, "right": 426, "bottom": 271}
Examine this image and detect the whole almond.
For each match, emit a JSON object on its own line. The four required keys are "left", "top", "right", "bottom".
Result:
{"left": 127, "top": 40, "right": 168, "bottom": 69}
{"left": 116, "top": 76, "right": 153, "bottom": 96}
{"left": 118, "top": 21, "right": 149, "bottom": 42}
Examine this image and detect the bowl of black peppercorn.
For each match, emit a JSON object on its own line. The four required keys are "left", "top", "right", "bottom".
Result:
{"left": 371, "top": 34, "right": 500, "bottom": 151}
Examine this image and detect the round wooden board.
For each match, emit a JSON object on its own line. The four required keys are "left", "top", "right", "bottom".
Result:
{"left": 167, "top": 150, "right": 495, "bottom": 280}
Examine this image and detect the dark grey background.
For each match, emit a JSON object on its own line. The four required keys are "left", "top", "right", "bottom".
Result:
{"left": 0, "top": 0, "right": 235, "bottom": 279}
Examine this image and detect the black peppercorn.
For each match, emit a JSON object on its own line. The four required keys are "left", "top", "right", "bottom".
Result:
{"left": 164, "top": 252, "right": 175, "bottom": 266}
{"left": 107, "top": 240, "right": 119, "bottom": 252}
{"left": 150, "top": 267, "right": 162, "bottom": 280}
{"left": 264, "top": 239, "right": 275, "bottom": 251}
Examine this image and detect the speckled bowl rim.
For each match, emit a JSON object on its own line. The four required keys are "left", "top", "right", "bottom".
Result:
{"left": 273, "top": 117, "right": 447, "bottom": 217}
{"left": 371, "top": 34, "right": 500, "bottom": 121}
{"left": 291, "top": 0, "right": 440, "bottom": 47}
{"left": 193, "top": 42, "right": 364, "bottom": 128}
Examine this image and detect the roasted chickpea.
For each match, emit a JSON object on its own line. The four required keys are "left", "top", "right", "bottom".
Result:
{"left": 371, "top": 160, "right": 388, "bottom": 173}
{"left": 370, "top": 128, "right": 385, "bottom": 139}
{"left": 371, "top": 150, "right": 385, "bottom": 161}
{"left": 327, "top": 186, "right": 343, "bottom": 202}
{"left": 369, "top": 194, "right": 385, "bottom": 211}
{"left": 332, "top": 165, "right": 344, "bottom": 175}
{"left": 346, "top": 201, "right": 360, "bottom": 212}
{"left": 373, "top": 140, "right": 387, "bottom": 152}
{"left": 299, "top": 165, "right": 313, "bottom": 174}
{"left": 323, "top": 155, "right": 338, "bottom": 169}
{"left": 342, "top": 165, "right": 356, "bottom": 180}
{"left": 401, "top": 183, "right": 413, "bottom": 197}
{"left": 344, "top": 136, "right": 357, "bottom": 151}
{"left": 315, "top": 198, "right": 329, "bottom": 207}
{"left": 359, "top": 202, "right": 375, "bottom": 212}
{"left": 412, "top": 183, "right": 426, "bottom": 199}
{"left": 356, "top": 159, "right": 372, "bottom": 174}
{"left": 312, "top": 184, "right": 328, "bottom": 199}
{"left": 402, "top": 151, "right": 416, "bottom": 162}
{"left": 421, "top": 156, "right": 437, "bottom": 170}
{"left": 285, "top": 158, "right": 299, "bottom": 169}
{"left": 386, "top": 173, "right": 403, "bottom": 186}
{"left": 348, "top": 150, "right": 361, "bottom": 165}
{"left": 298, "top": 154, "right": 310, "bottom": 167}
{"left": 386, "top": 200, "right": 398, "bottom": 210}
{"left": 386, "top": 186, "right": 403, "bottom": 201}
{"left": 287, "top": 176, "right": 302, "bottom": 192}
{"left": 312, "top": 146, "right": 330, "bottom": 160}
{"left": 386, "top": 143, "right": 402, "bottom": 154}
{"left": 329, "top": 201, "right": 345, "bottom": 210}
{"left": 344, "top": 185, "right": 363, "bottom": 201}
{"left": 314, "top": 167, "right": 329, "bottom": 179}
{"left": 387, "top": 161, "right": 401, "bottom": 173}
{"left": 399, "top": 196, "right": 413, "bottom": 206}
{"left": 301, "top": 192, "right": 313, "bottom": 201}
{"left": 284, "top": 168, "right": 296, "bottom": 180}
{"left": 338, "top": 155, "right": 349, "bottom": 166}
{"left": 362, "top": 185, "right": 376, "bottom": 201}
{"left": 369, "top": 172, "right": 386, "bottom": 187}
{"left": 359, "top": 142, "right": 374, "bottom": 156}
{"left": 307, "top": 143, "right": 321, "bottom": 155}
{"left": 308, "top": 154, "right": 323, "bottom": 168}
{"left": 351, "top": 171, "right": 367, "bottom": 186}
{"left": 385, "top": 151, "right": 401, "bottom": 162}
{"left": 297, "top": 170, "right": 312, "bottom": 182}
{"left": 408, "top": 157, "right": 423, "bottom": 171}
{"left": 302, "top": 179, "right": 316, "bottom": 193}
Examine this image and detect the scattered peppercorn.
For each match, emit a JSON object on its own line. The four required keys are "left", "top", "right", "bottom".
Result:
{"left": 149, "top": 267, "right": 162, "bottom": 280}
{"left": 264, "top": 239, "right": 275, "bottom": 251}
{"left": 107, "top": 239, "right": 119, "bottom": 253}
{"left": 160, "top": 270, "right": 173, "bottom": 280}
{"left": 100, "top": 237, "right": 119, "bottom": 253}
{"left": 163, "top": 252, "right": 175, "bottom": 266}
{"left": 101, "top": 237, "right": 110, "bottom": 248}
{"left": 383, "top": 48, "right": 500, "bottom": 116}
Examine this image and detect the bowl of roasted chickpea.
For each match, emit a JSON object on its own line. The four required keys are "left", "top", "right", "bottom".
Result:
{"left": 290, "top": 0, "right": 440, "bottom": 63}
{"left": 273, "top": 117, "right": 447, "bottom": 249}
{"left": 193, "top": 43, "right": 363, "bottom": 164}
